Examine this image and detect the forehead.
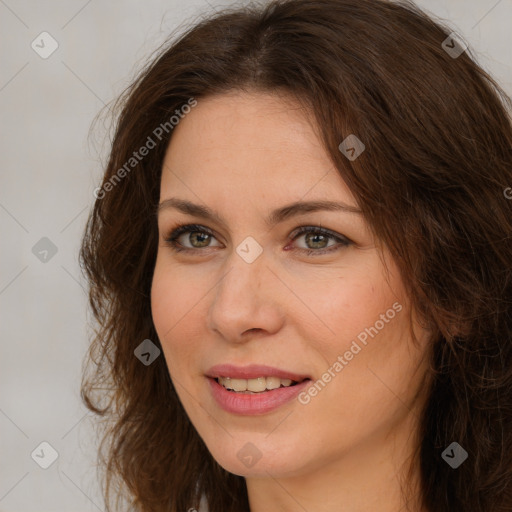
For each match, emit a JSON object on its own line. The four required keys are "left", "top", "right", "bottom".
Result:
{"left": 159, "top": 91, "right": 356, "bottom": 207}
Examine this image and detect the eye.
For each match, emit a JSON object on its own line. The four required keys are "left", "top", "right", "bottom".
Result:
{"left": 163, "top": 223, "right": 352, "bottom": 256}
{"left": 163, "top": 224, "right": 220, "bottom": 251}
{"left": 289, "top": 225, "right": 352, "bottom": 255}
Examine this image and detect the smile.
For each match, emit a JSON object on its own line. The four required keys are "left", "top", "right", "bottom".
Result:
{"left": 216, "top": 376, "right": 300, "bottom": 393}
{"left": 207, "top": 376, "right": 311, "bottom": 415}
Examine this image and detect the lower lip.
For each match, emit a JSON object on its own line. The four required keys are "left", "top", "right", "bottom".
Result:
{"left": 207, "top": 377, "right": 311, "bottom": 415}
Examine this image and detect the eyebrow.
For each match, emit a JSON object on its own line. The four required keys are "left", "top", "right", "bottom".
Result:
{"left": 157, "top": 197, "right": 362, "bottom": 227}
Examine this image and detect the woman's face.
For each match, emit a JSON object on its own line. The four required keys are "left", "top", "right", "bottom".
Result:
{"left": 151, "top": 91, "right": 430, "bottom": 479}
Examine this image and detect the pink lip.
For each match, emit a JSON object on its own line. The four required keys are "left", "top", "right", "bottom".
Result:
{"left": 207, "top": 377, "right": 311, "bottom": 415}
{"left": 206, "top": 363, "right": 311, "bottom": 382}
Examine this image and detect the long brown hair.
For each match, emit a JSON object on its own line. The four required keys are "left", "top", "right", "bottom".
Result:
{"left": 80, "top": 1, "right": 512, "bottom": 510}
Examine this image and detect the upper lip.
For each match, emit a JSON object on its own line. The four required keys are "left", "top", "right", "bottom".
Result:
{"left": 206, "top": 364, "right": 311, "bottom": 382}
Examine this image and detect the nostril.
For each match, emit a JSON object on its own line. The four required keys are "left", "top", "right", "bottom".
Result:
{"left": 244, "top": 328, "right": 263, "bottom": 335}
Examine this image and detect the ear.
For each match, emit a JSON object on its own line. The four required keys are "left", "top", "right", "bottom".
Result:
{"left": 410, "top": 301, "right": 470, "bottom": 344}
{"left": 439, "top": 312, "right": 472, "bottom": 341}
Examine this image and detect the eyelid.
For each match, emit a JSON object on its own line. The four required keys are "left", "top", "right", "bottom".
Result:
{"left": 288, "top": 224, "right": 352, "bottom": 245}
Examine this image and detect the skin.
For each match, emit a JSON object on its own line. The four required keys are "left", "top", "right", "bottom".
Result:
{"left": 151, "top": 90, "right": 431, "bottom": 512}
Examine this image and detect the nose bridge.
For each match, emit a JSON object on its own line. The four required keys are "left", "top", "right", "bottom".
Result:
{"left": 207, "top": 246, "right": 284, "bottom": 339}
{"left": 213, "top": 249, "right": 266, "bottom": 316}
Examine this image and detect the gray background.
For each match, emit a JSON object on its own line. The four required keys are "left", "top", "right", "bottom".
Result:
{"left": 1, "top": 0, "right": 511, "bottom": 511}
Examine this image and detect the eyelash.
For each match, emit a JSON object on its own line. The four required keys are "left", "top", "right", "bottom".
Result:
{"left": 163, "top": 223, "right": 352, "bottom": 256}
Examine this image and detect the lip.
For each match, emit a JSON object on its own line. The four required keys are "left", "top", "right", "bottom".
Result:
{"left": 207, "top": 376, "right": 312, "bottom": 415}
{"left": 206, "top": 363, "right": 311, "bottom": 382}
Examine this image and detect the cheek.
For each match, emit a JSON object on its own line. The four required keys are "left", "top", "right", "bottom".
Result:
{"left": 150, "top": 262, "right": 173, "bottom": 336}
{"left": 150, "top": 262, "right": 198, "bottom": 372}
{"left": 301, "top": 262, "right": 402, "bottom": 353}
{"left": 151, "top": 256, "right": 200, "bottom": 333}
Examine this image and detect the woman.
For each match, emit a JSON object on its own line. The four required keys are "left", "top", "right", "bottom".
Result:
{"left": 80, "top": 0, "right": 512, "bottom": 511}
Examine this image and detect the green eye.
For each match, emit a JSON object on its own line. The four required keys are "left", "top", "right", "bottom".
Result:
{"left": 164, "top": 223, "right": 352, "bottom": 256}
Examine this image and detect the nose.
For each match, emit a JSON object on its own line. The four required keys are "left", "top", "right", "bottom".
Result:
{"left": 207, "top": 249, "right": 285, "bottom": 343}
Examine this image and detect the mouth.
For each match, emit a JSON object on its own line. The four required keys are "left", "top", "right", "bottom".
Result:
{"left": 206, "top": 375, "right": 312, "bottom": 415}
{"left": 212, "top": 376, "right": 309, "bottom": 394}
{"left": 205, "top": 363, "right": 313, "bottom": 414}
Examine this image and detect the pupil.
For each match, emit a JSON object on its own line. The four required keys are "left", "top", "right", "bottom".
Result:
{"left": 191, "top": 232, "right": 210, "bottom": 247}
{"left": 307, "top": 233, "right": 327, "bottom": 249}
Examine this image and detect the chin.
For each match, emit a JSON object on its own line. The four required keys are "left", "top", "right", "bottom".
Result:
{"left": 203, "top": 433, "right": 312, "bottom": 479}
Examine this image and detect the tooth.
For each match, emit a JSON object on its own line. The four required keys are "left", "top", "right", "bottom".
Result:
{"left": 217, "top": 376, "right": 297, "bottom": 392}
{"left": 219, "top": 377, "right": 231, "bottom": 389}
{"left": 247, "top": 377, "right": 267, "bottom": 392}
{"left": 265, "top": 376, "right": 281, "bottom": 390}
{"left": 229, "top": 378, "right": 248, "bottom": 392}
